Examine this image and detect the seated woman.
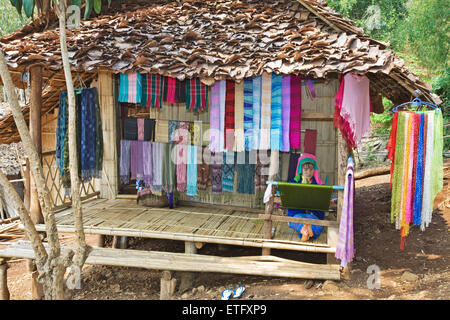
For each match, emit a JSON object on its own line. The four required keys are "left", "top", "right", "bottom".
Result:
{"left": 287, "top": 153, "right": 325, "bottom": 242}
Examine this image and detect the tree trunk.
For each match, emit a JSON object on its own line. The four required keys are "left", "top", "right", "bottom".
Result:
{"left": 55, "top": 0, "right": 90, "bottom": 271}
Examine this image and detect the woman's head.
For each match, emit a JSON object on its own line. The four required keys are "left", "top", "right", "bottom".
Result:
{"left": 301, "top": 162, "right": 315, "bottom": 180}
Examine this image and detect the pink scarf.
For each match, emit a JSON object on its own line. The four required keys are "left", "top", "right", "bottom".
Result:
{"left": 289, "top": 75, "right": 302, "bottom": 149}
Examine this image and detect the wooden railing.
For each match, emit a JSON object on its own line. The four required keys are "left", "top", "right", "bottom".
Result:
{"left": 41, "top": 150, "right": 100, "bottom": 211}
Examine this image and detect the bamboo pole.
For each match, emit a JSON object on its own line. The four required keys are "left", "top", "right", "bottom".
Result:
{"left": 178, "top": 241, "right": 197, "bottom": 293}
{"left": 160, "top": 271, "right": 176, "bottom": 300}
{"left": 0, "top": 259, "right": 9, "bottom": 300}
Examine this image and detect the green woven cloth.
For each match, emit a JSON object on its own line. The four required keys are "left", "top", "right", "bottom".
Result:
{"left": 277, "top": 182, "right": 333, "bottom": 211}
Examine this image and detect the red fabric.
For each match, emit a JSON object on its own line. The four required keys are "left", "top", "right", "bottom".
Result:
{"left": 225, "top": 80, "right": 235, "bottom": 150}
{"left": 303, "top": 129, "right": 317, "bottom": 155}
{"left": 386, "top": 112, "right": 399, "bottom": 188}
{"left": 188, "top": 78, "right": 197, "bottom": 110}
{"left": 166, "top": 77, "right": 177, "bottom": 103}
{"left": 333, "top": 76, "right": 357, "bottom": 150}
{"left": 289, "top": 75, "right": 302, "bottom": 149}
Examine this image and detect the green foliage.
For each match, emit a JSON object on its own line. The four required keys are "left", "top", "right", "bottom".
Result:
{"left": 432, "top": 67, "right": 450, "bottom": 151}
{"left": 0, "top": 0, "right": 29, "bottom": 36}
{"left": 23, "top": 0, "right": 34, "bottom": 18}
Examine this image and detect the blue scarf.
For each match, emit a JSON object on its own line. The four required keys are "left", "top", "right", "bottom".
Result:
{"left": 80, "top": 88, "right": 97, "bottom": 182}
{"left": 243, "top": 78, "right": 253, "bottom": 150}
{"left": 187, "top": 145, "right": 198, "bottom": 196}
{"left": 270, "top": 73, "right": 283, "bottom": 150}
{"left": 222, "top": 152, "right": 235, "bottom": 192}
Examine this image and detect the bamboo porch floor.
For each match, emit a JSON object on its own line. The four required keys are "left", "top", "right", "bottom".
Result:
{"left": 34, "top": 198, "right": 335, "bottom": 253}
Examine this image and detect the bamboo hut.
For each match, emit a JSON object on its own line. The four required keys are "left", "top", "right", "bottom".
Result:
{"left": 0, "top": 0, "right": 440, "bottom": 280}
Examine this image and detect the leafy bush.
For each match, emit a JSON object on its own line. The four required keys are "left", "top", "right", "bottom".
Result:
{"left": 432, "top": 67, "right": 450, "bottom": 151}
{"left": 0, "top": 0, "right": 30, "bottom": 36}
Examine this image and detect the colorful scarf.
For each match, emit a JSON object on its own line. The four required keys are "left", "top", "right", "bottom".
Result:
{"left": 234, "top": 81, "right": 245, "bottom": 152}
{"left": 252, "top": 76, "right": 262, "bottom": 150}
{"left": 413, "top": 113, "right": 425, "bottom": 225}
{"left": 225, "top": 80, "right": 235, "bottom": 151}
{"left": 168, "top": 120, "right": 179, "bottom": 143}
{"left": 119, "top": 72, "right": 142, "bottom": 104}
{"left": 222, "top": 152, "right": 235, "bottom": 192}
{"left": 142, "top": 141, "right": 153, "bottom": 186}
{"left": 335, "top": 156, "right": 355, "bottom": 268}
{"left": 429, "top": 109, "right": 444, "bottom": 225}
{"left": 120, "top": 140, "right": 131, "bottom": 184}
{"left": 281, "top": 75, "right": 291, "bottom": 152}
{"left": 193, "top": 121, "right": 202, "bottom": 147}
{"left": 187, "top": 145, "right": 198, "bottom": 196}
{"left": 391, "top": 112, "right": 406, "bottom": 225}
{"left": 287, "top": 153, "right": 300, "bottom": 182}
{"left": 237, "top": 151, "right": 255, "bottom": 194}
{"left": 209, "top": 81, "right": 221, "bottom": 152}
{"left": 243, "top": 78, "right": 253, "bottom": 151}
{"left": 259, "top": 72, "right": 271, "bottom": 150}
{"left": 155, "top": 120, "right": 169, "bottom": 143}
{"left": 289, "top": 75, "right": 302, "bottom": 149}
{"left": 270, "top": 73, "right": 283, "bottom": 151}
{"left": 211, "top": 152, "right": 223, "bottom": 194}
{"left": 166, "top": 76, "right": 177, "bottom": 103}
{"left": 151, "top": 142, "right": 164, "bottom": 193}
{"left": 142, "top": 73, "right": 163, "bottom": 109}
{"left": 197, "top": 156, "right": 210, "bottom": 191}
{"left": 386, "top": 112, "right": 399, "bottom": 187}
{"left": 186, "top": 78, "right": 208, "bottom": 112}
{"left": 421, "top": 111, "right": 436, "bottom": 231}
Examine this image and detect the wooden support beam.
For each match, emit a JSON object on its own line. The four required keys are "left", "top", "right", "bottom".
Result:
{"left": 258, "top": 214, "right": 339, "bottom": 227}
{"left": 178, "top": 241, "right": 197, "bottom": 293}
{"left": 0, "top": 259, "right": 10, "bottom": 300}
{"left": 160, "top": 271, "right": 177, "bottom": 300}
{"left": 29, "top": 65, "right": 43, "bottom": 225}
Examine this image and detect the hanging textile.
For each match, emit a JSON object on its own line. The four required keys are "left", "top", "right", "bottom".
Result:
{"left": 175, "top": 79, "right": 186, "bottom": 103}
{"left": 225, "top": 80, "right": 235, "bottom": 151}
{"left": 255, "top": 155, "right": 269, "bottom": 192}
{"left": 137, "top": 118, "right": 145, "bottom": 141}
{"left": 211, "top": 152, "right": 223, "bottom": 194}
{"left": 176, "top": 143, "right": 188, "bottom": 192}
{"left": 168, "top": 120, "right": 179, "bottom": 144}
{"left": 219, "top": 80, "right": 226, "bottom": 152}
{"left": 119, "top": 72, "right": 143, "bottom": 104}
{"left": 120, "top": 140, "right": 131, "bottom": 184}
{"left": 222, "top": 152, "right": 235, "bottom": 193}
{"left": 155, "top": 120, "right": 169, "bottom": 143}
{"left": 209, "top": 81, "right": 221, "bottom": 152}
{"left": 166, "top": 76, "right": 177, "bottom": 103}
{"left": 162, "top": 143, "right": 176, "bottom": 193}
{"left": 130, "top": 140, "right": 144, "bottom": 181}
{"left": 270, "top": 73, "right": 283, "bottom": 151}
{"left": 259, "top": 72, "right": 271, "bottom": 150}
{"left": 304, "top": 129, "right": 318, "bottom": 155}
{"left": 335, "top": 156, "right": 355, "bottom": 268}
{"left": 80, "top": 87, "right": 102, "bottom": 181}
{"left": 145, "top": 119, "right": 156, "bottom": 142}
{"left": 252, "top": 76, "right": 262, "bottom": 150}
{"left": 186, "top": 78, "right": 208, "bottom": 112}
{"left": 237, "top": 151, "right": 255, "bottom": 194}
{"left": 289, "top": 75, "right": 302, "bottom": 149}
{"left": 287, "top": 153, "right": 300, "bottom": 182}
{"left": 234, "top": 81, "right": 245, "bottom": 152}
{"left": 142, "top": 73, "right": 163, "bottom": 109}
{"left": 339, "top": 73, "right": 371, "bottom": 145}
{"left": 187, "top": 145, "right": 198, "bottom": 196}
{"left": 151, "top": 142, "right": 164, "bottom": 193}
{"left": 123, "top": 118, "right": 138, "bottom": 140}
{"left": 334, "top": 76, "right": 357, "bottom": 150}
{"left": 193, "top": 121, "right": 203, "bottom": 147}
{"left": 197, "top": 154, "right": 210, "bottom": 191}
{"left": 142, "top": 141, "right": 153, "bottom": 186}
{"left": 388, "top": 108, "right": 443, "bottom": 248}
{"left": 281, "top": 75, "right": 291, "bottom": 152}
{"left": 243, "top": 78, "right": 253, "bottom": 151}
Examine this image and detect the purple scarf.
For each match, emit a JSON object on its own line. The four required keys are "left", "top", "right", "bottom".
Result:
{"left": 130, "top": 140, "right": 144, "bottom": 180}
{"left": 143, "top": 141, "right": 153, "bottom": 186}
{"left": 120, "top": 140, "right": 131, "bottom": 184}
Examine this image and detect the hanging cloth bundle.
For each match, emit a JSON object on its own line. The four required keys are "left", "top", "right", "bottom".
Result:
{"left": 387, "top": 95, "right": 443, "bottom": 249}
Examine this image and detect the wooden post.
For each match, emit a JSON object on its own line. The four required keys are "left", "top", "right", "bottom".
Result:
{"left": 29, "top": 65, "right": 43, "bottom": 225}
{"left": 95, "top": 235, "right": 105, "bottom": 247}
{"left": 178, "top": 241, "right": 197, "bottom": 293}
{"left": 262, "top": 150, "right": 278, "bottom": 256}
{"left": 160, "top": 271, "right": 177, "bottom": 300}
{"left": 327, "top": 130, "right": 347, "bottom": 267}
{"left": 0, "top": 259, "right": 10, "bottom": 300}
{"left": 118, "top": 236, "right": 128, "bottom": 249}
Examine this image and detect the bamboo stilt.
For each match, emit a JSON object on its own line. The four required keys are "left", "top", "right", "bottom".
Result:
{"left": 178, "top": 241, "right": 197, "bottom": 293}
{"left": 0, "top": 259, "right": 9, "bottom": 300}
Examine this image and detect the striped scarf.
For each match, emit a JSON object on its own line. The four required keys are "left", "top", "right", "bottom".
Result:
{"left": 186, "top": 78, "right": 208, "bottom": 112}
{"left": 225, "top": 80, "right": 235, "bottom": 151}
{"left": 270, "top": 73, "right": 283, "bottom": 151}
{"left": 142, "top": 74, "right": 163, "bottom": 109}
{"left": 143, "top": 141, "right": 153, "bottom": 186}
{"left": 119, "top": 72, "right": 142, "bottom": 104}
{"left": 211, "top": 152, "right": 223, "bottom": 194}
{"left": 219, "top": 80, "right": 226, "bottom": 152}
{"left": 237, "top": 151, "right": 255, "bottom": 194}
{"left": 243, "top": 78, "right": 254, "bottom": 151}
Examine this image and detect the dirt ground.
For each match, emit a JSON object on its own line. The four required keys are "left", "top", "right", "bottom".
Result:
{"left": 4, "top": 162, "right": 449, "bottom": 300}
